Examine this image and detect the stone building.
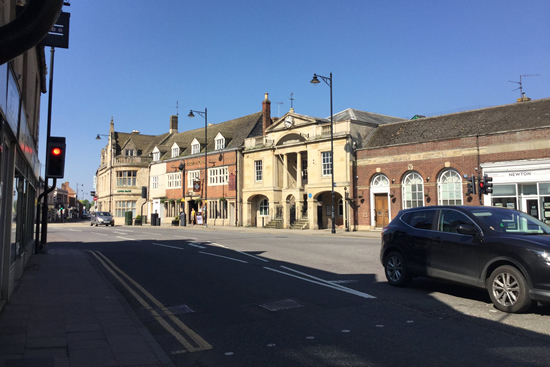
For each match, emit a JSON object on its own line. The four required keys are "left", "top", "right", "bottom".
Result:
{"left": 242, "top": 97, "right": 404, "bottom": 230}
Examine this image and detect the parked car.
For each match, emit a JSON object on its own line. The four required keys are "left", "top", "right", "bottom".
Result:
{"left": 380, "top": 205, "right": 550, "bottom": 313}
{"left": 90, "top": 211, "right": 115, "bottom": 227}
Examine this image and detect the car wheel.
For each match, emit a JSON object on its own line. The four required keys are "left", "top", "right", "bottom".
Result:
{"left": 384, "top": 251, "right": 411, "bottom": 287}
{"left": 488, "top": 265, "right": 532, "bottom": 313}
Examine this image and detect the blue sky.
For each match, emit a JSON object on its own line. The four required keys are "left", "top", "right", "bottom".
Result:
{"left": 40, "top": 0, "right": 550, "bottom": 200}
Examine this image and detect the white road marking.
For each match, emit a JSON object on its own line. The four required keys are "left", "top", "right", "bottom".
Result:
{"left": 68, "top": 229, "right": 81, "bottom": 232}
{"left": 113, "top": 231, "right": 128, "bottom": 234}
{"left": 234, "top": 251, "right": 269, "bottom": 262}
{"left": 187, "top": 243, "right": 206, "bottom": 249}
{"left": 198, "top": 251, "right": 248, "bottom": 263}
{"left": 281, "top": 266, "right": 365, "bottom": 293}
{"left": 153, "top": 243, "right": 184, "bottom": 250}
{"left": 174, "top": 235, "right": 197, "bottom": 241}
{"left": 209, "top": 242, "right": 227, "bottom": 248}
{"left": 116, "top": 236, "right": 140, "bottom": 242}
{"left": 264, "top": 267, "right": 376, "bottom": 299}
{"left": 90, "top": 232, "right": 108, "bottom": 236}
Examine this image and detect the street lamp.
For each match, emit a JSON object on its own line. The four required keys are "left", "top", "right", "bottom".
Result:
{"left": 188, "top": 108, "right": 208, "bottom": 227}
{"left": 310, "top": 72, "right": 336, "bottom": 234}
{"left": 178, "top": 162, "right": 186, "bottom": 223}
{"left": 95, "top": 133, "right": 108, "bottom": 140}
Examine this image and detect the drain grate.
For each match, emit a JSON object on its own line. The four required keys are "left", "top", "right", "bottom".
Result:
{"left": 259, "top": 299, "right": 305, "bottom": 312}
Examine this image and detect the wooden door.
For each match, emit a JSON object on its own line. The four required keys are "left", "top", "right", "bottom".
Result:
{"left": 375, "top": 194, "right": 389, "bottom": 227}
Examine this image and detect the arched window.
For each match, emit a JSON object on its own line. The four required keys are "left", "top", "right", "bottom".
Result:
{"left": 402, "top": 172, "right": 424, "bottom": 209}
{"left": 259, "top": 199, "right": 269, "bottom": 216}
{"left": 338, "top": 199, "right": 343, "bottom": 216}
{"left": 371, "top": 174, "right": 390, "bottom": 187}
{"left": 438, "top": 169, "right": 463, "bottom": 205}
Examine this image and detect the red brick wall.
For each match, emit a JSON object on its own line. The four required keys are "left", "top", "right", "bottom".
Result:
{"left": 355, "top": 128, "right": 550, "bottom": 228}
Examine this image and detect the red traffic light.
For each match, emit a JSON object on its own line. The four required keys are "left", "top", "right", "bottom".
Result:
{"left": 52, "top": 147, "right": 62, "bottom": 156}
{"left": 479, "top": 182, "right": 485, "bottom": 188}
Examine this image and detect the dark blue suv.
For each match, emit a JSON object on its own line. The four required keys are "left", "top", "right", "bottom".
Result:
{"left": 380, "top": 206, "right": 550, "bottom": 313}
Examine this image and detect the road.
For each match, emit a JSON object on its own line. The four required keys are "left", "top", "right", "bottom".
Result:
{"left": 47, "top": 223, "right": 550, "bottom": 366}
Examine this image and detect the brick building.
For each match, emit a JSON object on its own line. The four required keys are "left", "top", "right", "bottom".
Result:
{"left": 355, "top": 97, "right": 550, "bottom": 231}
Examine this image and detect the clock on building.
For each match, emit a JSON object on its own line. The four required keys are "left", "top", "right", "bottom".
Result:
{"left": 284, "top": 116, "right": 294, "bottom": 128}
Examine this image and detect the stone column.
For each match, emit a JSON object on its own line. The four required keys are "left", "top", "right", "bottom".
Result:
{"left": 283, "top": 154, "right": 288, "bottom": 188}
{"left": 297, "top": 152, "right": 302, "bottom": 188}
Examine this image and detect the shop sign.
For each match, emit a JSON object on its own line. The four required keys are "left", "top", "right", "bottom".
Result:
{"left": 489, "top": 169, "right": 550, "bottom": 182}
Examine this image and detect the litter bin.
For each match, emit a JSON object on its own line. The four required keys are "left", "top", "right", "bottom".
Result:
{"left": 151, "top": 213, "right": 158, "bottom": 226}
{"left": 156, "top": 217, "right": 161, "bottom": 226}
{"left": 125, "top": 211, "right": 133, "bottom": 226}
{"left": 180, "top": 212, "right": 186, "bottom": 226}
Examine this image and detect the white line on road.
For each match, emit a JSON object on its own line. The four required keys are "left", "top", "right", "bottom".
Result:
{"left": 198, "top": 251, "right": 248, "bottom": 263}
{"left": 68, "top": 229, "right": 81, "bottom": 232}
{"left": 116, "top": 236, "right": 140, "bottom": 242}
{"left": 113, "top": 231, "right": 128, "bottom": 234}
{"left": 153, "top": 243, "right": 185, "bottom": 250}
{"left": 90, "top": 232, "right": 108, "bottom": 236}
{"left": 234, "top": 251, "right": 269, "bottom": 262}
{"left": 187, "top": 243, "right": 206, "bottom": 249}
{"left": 281, "top": 266, "right": 361, "bottom": 293}
{"left": 264, "top": 267, "right": 376, "bottom": 299}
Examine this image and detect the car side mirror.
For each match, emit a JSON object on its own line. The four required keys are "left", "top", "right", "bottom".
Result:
{"left": 456, "top": 224, "right": 478, "bottom": 236}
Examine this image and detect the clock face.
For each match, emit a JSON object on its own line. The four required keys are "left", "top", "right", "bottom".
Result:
{"left": 284, "top": 116, "right": 294, "bottom": 128}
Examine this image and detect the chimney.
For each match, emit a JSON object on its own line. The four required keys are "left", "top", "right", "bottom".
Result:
{"left": 170, "top": 115, "right": 178, "bottom": 134}
{"left": 517, "top": 92, "right": 532, "bottom": 103}
{"left": 262, "top": 93, "right": 271, "bottom": 135}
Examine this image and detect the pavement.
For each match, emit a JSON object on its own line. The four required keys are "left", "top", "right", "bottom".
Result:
{"left": 0, "top": 223, "right": 380, "bottom": 367}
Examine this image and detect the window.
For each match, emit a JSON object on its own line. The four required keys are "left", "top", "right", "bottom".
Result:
{"left": 125, "top": 149, "right": 134, "bottom": 156}
{"left": 115, "top": 201, "right": 136, "bottom": 217}
{"left": 152, "top": 176, "right": 159, "bottom": 189}
{"left": 167, "top": 173, "right": 181, "bottom": 188}
{"left": 259, "top": 199, "right": 269, "bottom": 216}
{"left": 116, "top": 171, "right": 137, "bottom": 187}
{"left": 372, "top": 174, "right": 390, "bottom": 187}
{"left": 438, "top": 210, "right": 473, "bottom": 233}
{"left": 255, "top": 160, "right": 263, "bottom": 182}
{"left": 322, "top": 151, "right": 332, "bottom": 176}
{"left": 153, "top": 151, "right": 160, "bottom": 161}
{"left": 438, "top": 170, "right": 463, "bottom": 205}
{"left": 402, "top": 172, "right": 424, "bottom": 209}
{"left": 191, "top": 143, "right": 200, "bottom": 155}
{"left": 171, "top": 146, "right": 180, "bottom": 158}
{"left": 188, "top": 170, "right": 200, "bottom": 188}
{"left": 402, "top": 209, "right": 435, "bottom": 230}
{"left": 215, "top": 137, "right": 225, "bottom": 150}
{"left": 209, "top": 166, "right": 228, "bottom": 185}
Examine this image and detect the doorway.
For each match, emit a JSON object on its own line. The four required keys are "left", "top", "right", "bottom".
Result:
{"left": 374, "top": 194, "right": 389, "bottom": 228}
{"left": 525, "top": 199, "right": 539, "bottom": 219}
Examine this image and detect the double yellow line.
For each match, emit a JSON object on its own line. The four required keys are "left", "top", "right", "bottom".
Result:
{"left": 88, "top": 250, "right": 212, "bottom": 353}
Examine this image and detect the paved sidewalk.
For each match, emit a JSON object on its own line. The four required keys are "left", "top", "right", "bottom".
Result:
{"left": 0, "top": 224, "right": 379, "bottom": 366}
{"left": 0, "top": 249, "right": 173, "bottom": 367}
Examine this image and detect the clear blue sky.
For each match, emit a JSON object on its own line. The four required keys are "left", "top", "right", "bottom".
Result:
{"left": 40, "top": 0, "right": 550, "bottom": 201}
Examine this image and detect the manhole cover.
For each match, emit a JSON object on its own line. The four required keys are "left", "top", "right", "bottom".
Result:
{"left": 259, "top": 299, "right": 305, "bottom": 312}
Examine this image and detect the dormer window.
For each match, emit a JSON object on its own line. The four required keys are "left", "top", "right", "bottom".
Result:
{"left": 125, "top": 149, "right": 135, "bottom": 156}
{"left": 191, "top": 138, "right": 201, "bottom": 155}
{"left": 214, "top": 132, "right": 225, "bottom": 150}
{"left": 171, "top": 144, "right": 180, "bottom": 158}
{"left": 152, "top": 147, "right": 161, "bottom": 161}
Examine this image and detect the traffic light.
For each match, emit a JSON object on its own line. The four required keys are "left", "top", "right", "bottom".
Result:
{"left": 45, "top": 137, "right": 66, "bottom": 178}
{"left": 478, "top": 174, "right": 494, "bottom": 195}
{"left": 483, "top": 174, "right": 493, "bottom": 194}
{"left": 466, "top": 175, "right": 476, "bottom": 195}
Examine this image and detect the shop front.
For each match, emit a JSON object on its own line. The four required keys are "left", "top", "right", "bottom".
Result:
{"left": 483, "top": 160, "right": 550, "bottom": 224}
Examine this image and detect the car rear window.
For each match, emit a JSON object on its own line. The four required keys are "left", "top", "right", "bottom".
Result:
{"left": 401, "top": 210, "right": 435, "bottom": 230}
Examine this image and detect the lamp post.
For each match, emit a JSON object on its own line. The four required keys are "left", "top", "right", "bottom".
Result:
{"left": 310, "top": 72, "right": 335, "bottom": 234}
{"left": 76, "top": 183, "right": 83, "bottom": 219}
{"left": 188, "top": 108, "right": 208, "bottom": 227}
{"left": 95, "top": 134, "right": 108, "bottom": 140}
{"left": 178, "top": 162, "right": 186, "bottom": 224}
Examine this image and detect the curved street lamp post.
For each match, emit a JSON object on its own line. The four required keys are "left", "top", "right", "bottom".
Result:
{"left": 311, "top": 72, "right": 336, "bottom": 234}
{"left": 188, "top": 108, "right": 208, "bottom": 227}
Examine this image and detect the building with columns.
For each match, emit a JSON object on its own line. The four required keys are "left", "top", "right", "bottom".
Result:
{"left": 242, "top": 98, "right": 404, "bottom": 230}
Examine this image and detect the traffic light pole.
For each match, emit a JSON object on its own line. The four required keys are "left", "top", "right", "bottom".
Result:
{"left": 40, "top": 47, "right": 56, "bottom": 250}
